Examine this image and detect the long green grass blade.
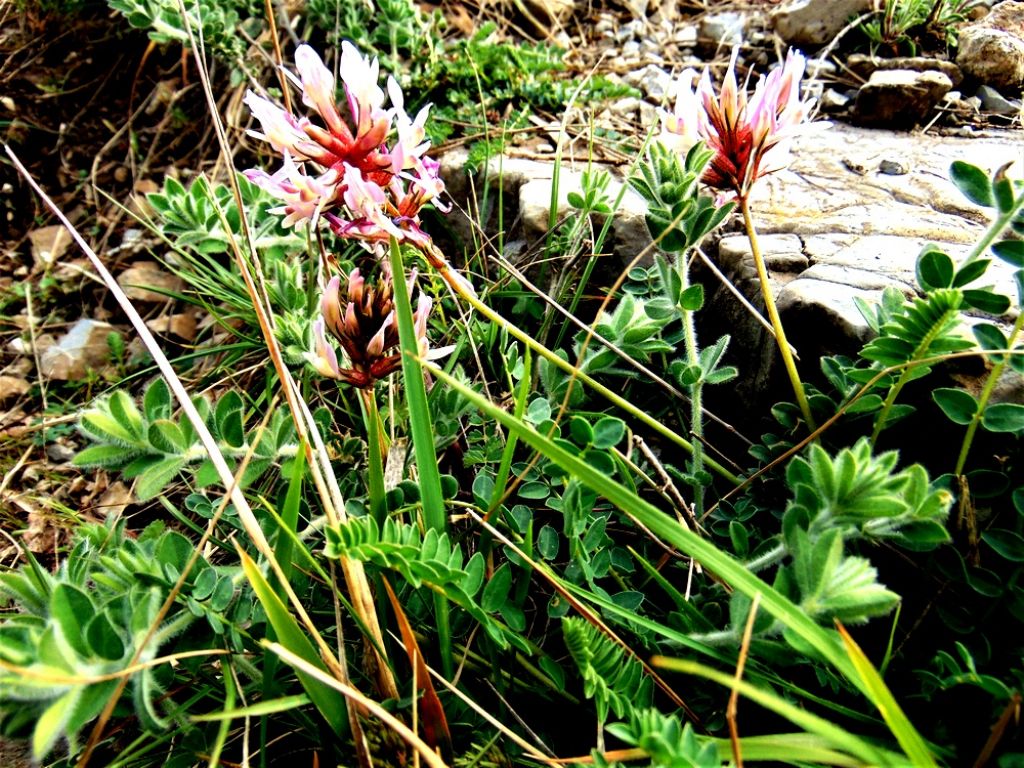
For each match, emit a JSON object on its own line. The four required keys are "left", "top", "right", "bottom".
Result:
{"left": 237, "top": 548, "right": 348, "bottom": 736}
{"left": 206, "top": 658, "right": 235, "bottom": 767}
{"left": 275, "top": 441, "right": 306, "bottom": 590}
{"left": 190, "top": 694, "right": 311, "bottom": 721}
{"left": 388, "top": 237, "right": 452, "bottom": 677}
{"left": 716, "top": 733, "right": 894, "bottom": 767}
{"left": 837, "top": 623, "right": 938, "bottom": 767}
{"left": 654, "top": 657, "right": 893, "bottom": 765}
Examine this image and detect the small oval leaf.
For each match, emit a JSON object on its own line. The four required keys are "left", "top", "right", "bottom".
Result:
{"left": 950, "top": 161, "right": 993, "bottom": 207}
{"left": 982, "top": 402, "right": 1024, "bottom": 433}
{"left": 916, "top": 248, "right": 954, "bottom": 290}
{"left": 932, "top": 388, "right": 979, "bottom": 425}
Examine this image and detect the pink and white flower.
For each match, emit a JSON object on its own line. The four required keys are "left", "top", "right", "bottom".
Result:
{"left": 246, "top": 42, "right": 473, "bottom": 296}
{"left": 306, "top": 267, "right": 444, "bottom": 388}
{"left": 243, "top": 152, "right": 337, "bottom": 227}
{"left": 660, "top": 47, "right": 816, "bottom": 200}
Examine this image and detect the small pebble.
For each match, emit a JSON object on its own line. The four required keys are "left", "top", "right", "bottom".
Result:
{"left": 46, "top": 443, "right": 77, "bottom": 463}
{"left": 820, "top": 88, "right": 850, "bottom": 111}
{"left": 878, "top": 159, "right": 909, "bottom": 175}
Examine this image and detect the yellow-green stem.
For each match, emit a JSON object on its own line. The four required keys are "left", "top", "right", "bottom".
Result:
{"left": 740, "top": 198, "right": 816, "bottom": 432}
{"left": 955, "top": 310, "right": 1024, "bottom": 475}
{"left": 668, "top": 253, "right": 705, "bottom": 517}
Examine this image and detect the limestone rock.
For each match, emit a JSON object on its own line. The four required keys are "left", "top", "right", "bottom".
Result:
{"left": 772, "top": 0, "right": 872, "bottom": 47}
{"left": 522, "top": 0, "right": 574, "bottom": 24}
{"left": 39, "top": 319, "right": 115, "bottom": 381}
{"left": 977, "top": 84, "right": 1023, "bottom": 115}
{"left": 117, "top": 261, "right": 183, "bottom": 303}
{"left": 718, "top": 233, "right": 808, "bottom": 273}
{"left": 518, "top": 173, "right": 652, "bottom": 257}
{"left": 624, "top": 64, "right": 673, "bottom": 101}
{"left": 145, "top": 312, "right": 198, "bottom": 340}
{"left": 846, "top": 53, "right": 963, "bottom": 87}
{"left": 957, "top": 1, "right": 1024, "bottom": 90}
{"left": 852, "top": 69, "right": 953, "bottom": 127}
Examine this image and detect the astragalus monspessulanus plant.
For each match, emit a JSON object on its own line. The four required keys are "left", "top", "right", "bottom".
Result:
{"left": 243, "top": 41, "right": 467, "bottom": 680}
{"left": 656, "top": 46, "right": 819, "bottom": 432}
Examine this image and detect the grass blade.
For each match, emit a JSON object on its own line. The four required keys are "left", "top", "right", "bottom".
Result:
{"left": 237, "top": 547, "right": 349, "bottom": 737}
{"left": 836, "top": 622, "right": 938, "bottom": 767}
{"left": 388, "top": 237, "right": 453, "bottom": 677}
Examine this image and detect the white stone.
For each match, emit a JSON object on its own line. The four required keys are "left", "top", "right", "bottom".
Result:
{"left": 29, "top": 225, "right": 72, "bottom": 269}
{"left": 698, "top": 11, "right": 746, "bottom": 49}
{"left": 853, "top": 69, "right": 952, "bottom": 127}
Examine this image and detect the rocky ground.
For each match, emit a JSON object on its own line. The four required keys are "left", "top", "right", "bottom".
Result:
{"left": 1, "top": 0, "right": 1023, "bottom": 558}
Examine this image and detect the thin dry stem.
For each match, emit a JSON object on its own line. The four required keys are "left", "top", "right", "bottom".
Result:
{"left": 728, "top": 591, "right": 761, "bottom": 768}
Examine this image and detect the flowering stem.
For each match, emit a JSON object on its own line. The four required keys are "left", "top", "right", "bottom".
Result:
{"left": 388, "top": 237, "right": 453, "bottom": 678}
{"left": 660, "top": 254, "right": 705, "bottom": 516}
{"left": 740, "top": 197, "right": 816, "bottom": 432}
{"left": 361, "top": 388, "right": 388, "bottom": 526}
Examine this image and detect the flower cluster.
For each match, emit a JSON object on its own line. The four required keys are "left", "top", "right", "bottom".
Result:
{"left": 307, "top": 266, "right": 436, "bottom": 389}
{"left": 660, "top": 47, "right": 814, "bottom": 201}
{"left": 243, "top": 42, "right": 447, "bottom": 251}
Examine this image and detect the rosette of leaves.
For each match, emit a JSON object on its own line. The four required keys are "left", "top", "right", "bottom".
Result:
{"left": 106, "top": 0, "right": 255, "bottom": 63}
{"left": 629, "top": 142, "right": 734, "bottom": 254}
{"left": 73, "top": 378, "right": 298, "bottom": 500}
{"left": 0, "top": 519, "right": 248, "bottom": 762}
{"left": 147, "top": 174, "right": 306, "bottom": 260}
